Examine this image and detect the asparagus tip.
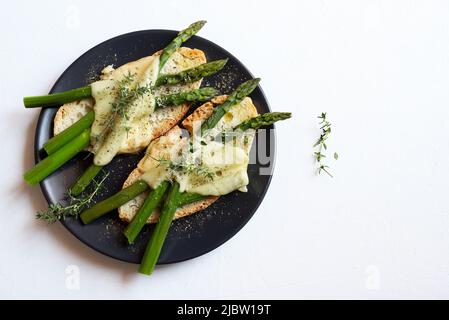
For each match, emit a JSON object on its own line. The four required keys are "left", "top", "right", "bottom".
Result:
{"left": 184, "top": 20, "right": 207, "bottom": 32}
{"left": 195, "top": 20, "right": 207, "bottom": 26}
{"left": 219, "top": 58, "right": 229, "bottom": 66}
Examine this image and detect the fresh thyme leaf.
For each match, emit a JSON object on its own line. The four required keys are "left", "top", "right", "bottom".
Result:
{"left": 153, "top": 157, "right": 215, "bottom": 181}
{"left": 314, "top": 151, "right": 325, "bottom": 162}
{"left": 36, "top": 173, "right": 109, "bottom": 223}
{"left": 318, "top": 164, "right": 333, "bottom": 178}
{"left": 314, "top": 112, "right": 337, "bottom": 177}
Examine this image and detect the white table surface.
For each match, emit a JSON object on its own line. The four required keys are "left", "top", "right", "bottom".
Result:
{"left": 1, "top": 0, "right": 449, "bottom": 299}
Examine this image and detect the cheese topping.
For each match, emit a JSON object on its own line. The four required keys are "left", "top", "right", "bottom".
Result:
{"left": 90, "top": 56, "right": 160, "bottom": 165}
{"left": 139, "top": 98, "right": 258, "bottom": 197}
{"left": 178, "top": 141, "right": 250, "bottom": 196}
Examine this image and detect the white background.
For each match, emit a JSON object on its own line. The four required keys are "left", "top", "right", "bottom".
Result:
{"left": 1, "top": 0, "right": 449, "bottom": 299}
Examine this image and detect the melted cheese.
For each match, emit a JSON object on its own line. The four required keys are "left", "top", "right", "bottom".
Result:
{"left": 179, "top": 141, "right": 249, "bottom": 195}
{"left": 90, "top": 56, "right": 159, "bottom": 166}
{"left": 54, "top": 48, "right": 206, "bottom": 164}
{"left": 139, "top": 99, "right": 258, "bottom": 197}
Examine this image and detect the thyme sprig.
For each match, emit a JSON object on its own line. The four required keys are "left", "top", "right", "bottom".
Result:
{"left": 313, "top": 112, "right": 338, "bottom": 177}
{"left": 153, "top": 157, "right": 215, "bottom": 181}
{"left": 111, "top": 81, "right": 151, "bottom": 121}
{"left": 36, "top": 173, "right": 109, "bottom": 223}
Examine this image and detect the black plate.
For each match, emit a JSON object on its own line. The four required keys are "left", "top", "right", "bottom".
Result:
{"left": 35, "top": 30, "right": 275, "bottom": 264}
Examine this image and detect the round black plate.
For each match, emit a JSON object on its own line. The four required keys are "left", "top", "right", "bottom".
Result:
{"left": 35, "top": 30, "right": 275, "bottom": 264}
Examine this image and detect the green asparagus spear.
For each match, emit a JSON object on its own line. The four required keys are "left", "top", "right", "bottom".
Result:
{"left": 24, "top": 129, "right": 90, "bottom": 185}
{"left": 177, "top": 192, "right": 205, "bottom": 206}
{"left": 235, "top": 112, "right": 292, "bottom": 131}
{"left": 24, "top": 54, "right": 218, "bottom": 109}
{"left": 155, "top": 59, "right": 228, "bottom": 87}
{"left": 78, "top": 178, "right": 204, "bottom": 226}
{"left": 156, "top": 87, "right": 218, "bottom": 107}
{"left": 80, "top": 180, "right": 149, "bottom": 224}
{"left": 123, "top": 181, "right": 170, "bottom": 244}
{"left": 44, "top": 111, "right": 94, "bottom": 155}
{"left": 124, "top": 185, "right": 205, "bottom": 244}
{"left": 139, "top": 182, "right": 181, "bottom": 275}
{"left": 69, "top": 163, "right": 103, "bottom": 197}
{"left": 23, "top": 86, "right": 92, "bottom": 108}
{"left": 201, "top": 78, "right": 261, "bottom": 135}
{"left": 159, "top": 20, "right": 207, "bottom": 72}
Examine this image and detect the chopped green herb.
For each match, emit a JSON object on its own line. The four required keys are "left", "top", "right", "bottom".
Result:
{"left": 36, "top": 173, "right": 109, "bottom": 223}
{"left": 314, "top": 112, "right": 337, "bottom": 177}
{"left": 153, "top": 157, "right": 215, "bottom": 181}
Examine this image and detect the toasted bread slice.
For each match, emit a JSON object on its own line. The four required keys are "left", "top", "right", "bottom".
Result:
{"left": 118, "top": 94, "right": 258, "bottom": 224}
{"left": 118, "top": 98, "right": 227, "bottom": 224}
{"left": 181, "top": 95, "right": 227, "bottom": 132}
{"left": 118, "top": 163, "right": 219, "bottom": 224}
{"left": 118, "top": 100, "right": 220, "bottom": 224}
{"left": 53, "top": 47, "right": 206, "bottom": 152}
{"left": 53, "top": 98, "right": 94, "bottom": 135}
